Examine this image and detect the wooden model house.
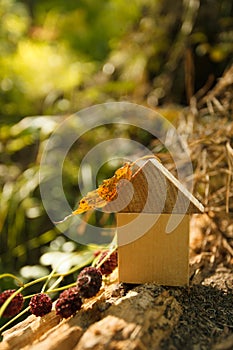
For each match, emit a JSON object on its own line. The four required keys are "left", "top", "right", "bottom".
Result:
{"left": 107, "top": 158, "right": 204, "bottom": 286}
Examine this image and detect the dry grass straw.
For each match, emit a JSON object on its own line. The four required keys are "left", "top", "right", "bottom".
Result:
{"left": 178, "top": 64, "right": 233, "bottom": 273}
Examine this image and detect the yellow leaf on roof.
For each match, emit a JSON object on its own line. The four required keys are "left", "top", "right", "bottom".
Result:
{"left": 54, "top": 156, "right": 159, "bottom": 224}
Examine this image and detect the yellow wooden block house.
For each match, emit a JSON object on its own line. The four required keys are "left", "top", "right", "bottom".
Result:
{"left": 107, "top": 158, "right": 204, "bottom": 286}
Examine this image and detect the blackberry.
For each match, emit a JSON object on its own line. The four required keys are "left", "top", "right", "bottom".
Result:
{"left": 55, "top": 287, "right": 82, "bottom": 319}
{"left": 77, "top": 267, "right": 102, "bottom": 298}
{"left": 0, "top": 289, "right": 24, "bottom": 318}
{"left": 29, "top": 293, "right": 52, "bottom": 317}
{"left": 98, "top": 250, "right": 118, "bottom": 276}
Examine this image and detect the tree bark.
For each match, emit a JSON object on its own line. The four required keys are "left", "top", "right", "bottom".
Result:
{"left": 0, "top": 284, "right": 181, "bottom": 350}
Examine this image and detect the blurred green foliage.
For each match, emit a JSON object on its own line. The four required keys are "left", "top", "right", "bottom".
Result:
{"left": 0, "top": 0, "right": 143, "bottom": 121}
{"left": 0, "top": 0, "right": 233, "bottom": 280}
{"left": 0, "top": 0, "right": 232, "bottom": 122}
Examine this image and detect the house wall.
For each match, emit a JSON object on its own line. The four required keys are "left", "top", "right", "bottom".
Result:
{"left": 117, "top": 213, "right": 190, "bottom": 286}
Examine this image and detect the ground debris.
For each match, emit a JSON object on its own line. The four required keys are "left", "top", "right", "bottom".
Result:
{"left": 0, "top": 284, "right": 182, "bottom": 350}
{"left": 161, "top": 280, "right": 233, "bottom": 350}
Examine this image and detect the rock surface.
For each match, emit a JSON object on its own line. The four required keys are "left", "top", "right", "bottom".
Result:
{"left": 0, "top": 284, "right": 181, "bottom": 350}
{"left": 0, "top": 270, "right": 232, "bottom": 350}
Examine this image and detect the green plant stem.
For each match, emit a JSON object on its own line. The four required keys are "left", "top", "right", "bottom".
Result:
{"left": 41, "top": 267, "right": 59, "bottom": 293}
{"left": 46, "top": 282, "right": 77, "bottom": 294}
{"left": 0, "top": 274, "right": 24, "bottom": 287}
{"left": 46, "top": 276, "right": 64, "bottom": 293}
{"left": 23, "top": 276, "right": 64, "bottom": 299}
{"left": 0, "top": 307, "right": 30, "bottom": 333}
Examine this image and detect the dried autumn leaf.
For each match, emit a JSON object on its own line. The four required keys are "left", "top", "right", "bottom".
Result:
{"left": 54, "top": 156, "right": 159, "bottom": 224}
{"left": 55, "top": 163, "right": 132, "bottom": 223}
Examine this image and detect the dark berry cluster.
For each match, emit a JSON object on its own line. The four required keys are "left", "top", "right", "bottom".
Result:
{"left": 55, "top": 287, "right": 82, "bottom": 319}
{"left": 29, "top": 293, "right": 52, "bottom": 317}
{"left": 0, "top": 289, "right": 24, "bottom": 318}
{"left": 55, "top": 266, "right": 102, "bottom": 319}
{"left": 0, "top": 250, "right": 118, "bottom": 323}
{"left": 77, "top": 266, "right": 102, "bottom": 298}
{"left": 98, "top": 250, "right": 118, "bottom": 276}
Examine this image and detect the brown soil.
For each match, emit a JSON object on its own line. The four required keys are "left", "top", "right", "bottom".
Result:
{"left": 160, "top": 267, "right": 233, "bottom": 350}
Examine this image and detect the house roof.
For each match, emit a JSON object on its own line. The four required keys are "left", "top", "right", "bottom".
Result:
{"left": 104, "top": 159, "right": 204, "bottom": 214}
